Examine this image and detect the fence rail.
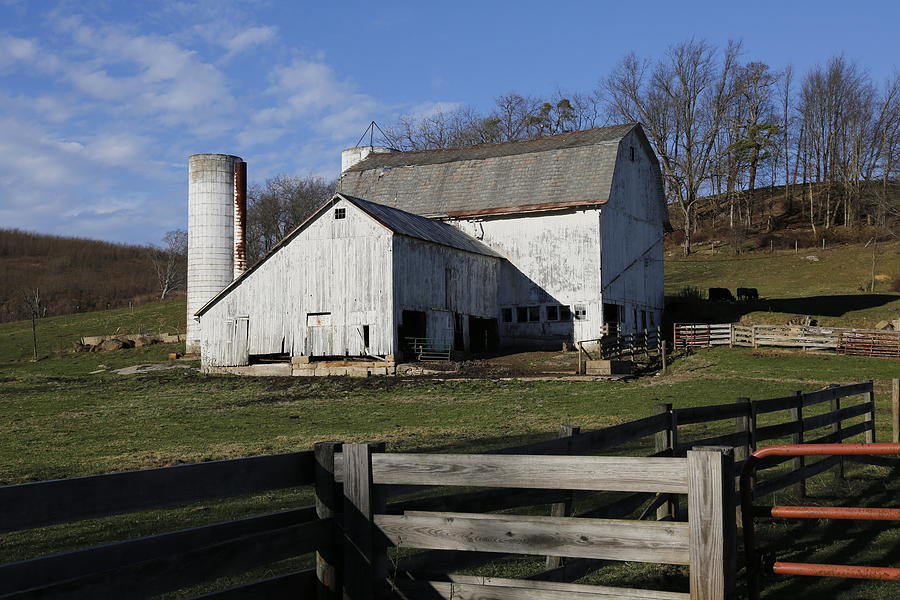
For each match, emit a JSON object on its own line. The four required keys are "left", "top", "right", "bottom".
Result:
{"left": 0, "top": 380, "right": 887, "bottom": 599}
{"left": 674, "top": 323, "right": 900, "bottom": 357}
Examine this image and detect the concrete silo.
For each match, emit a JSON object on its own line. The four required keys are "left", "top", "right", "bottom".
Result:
{"left": 186, "top": 154, "right": 247, "bottom": 354}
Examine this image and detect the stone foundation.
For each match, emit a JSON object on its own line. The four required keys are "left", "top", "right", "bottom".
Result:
{"left": 584, "top": 359, "right": 633, "bottom": 376}
{"left": 202, "top": 356, "right": 397, "bottom": 377}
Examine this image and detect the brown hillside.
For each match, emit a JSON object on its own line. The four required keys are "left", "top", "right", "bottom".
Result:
{"left": 667, "top": 181, "right": 899, "bottom": 253}
{"left": 0, "top": 229, "right": 177, "bottom": 323}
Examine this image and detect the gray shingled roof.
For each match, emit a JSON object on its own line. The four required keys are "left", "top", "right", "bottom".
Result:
{"left": 339, "top": 123, "right": 641, "bottom": 217}
{"left": 343, "top": 195, "right": 501, "bottom": 257}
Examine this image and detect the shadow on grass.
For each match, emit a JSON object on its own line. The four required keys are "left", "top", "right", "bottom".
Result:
{"left": 749, "top": 464, "right": 900, "bottom": 599}
{"left": 669, "top": 294, "right": 899, "bottom": 324}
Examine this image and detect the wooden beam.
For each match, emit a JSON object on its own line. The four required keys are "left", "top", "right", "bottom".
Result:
{"left": 0, "top": 508, "right": 319, "bottom": 597}
{"left": 546, "top": 425, "right": 580, "bottom": 569}
{"left": 350, "top": 454, "right": 689, "bottom": 494}
{"left": 391, "top": 575, "right": 691, "bottom": 599}
{"left": 0, "top": 451, "right": 315, "bottom": 533}
{"left": 375, "top": 512, "right": 691, "bottom": 565}
{"left": 654, "top": 403, "right": 677, "bottom": 521}
{"left": 893, "top": 379, "right": 900, "bottom": 444}
{"left": 687, "top": 447, "right": 736, "bottom": 600}
{"left": 315, "top": 442, "right": 343, "bottom": 600}
{"left": 342, "top": 442, "right": 386, "bottom": 600}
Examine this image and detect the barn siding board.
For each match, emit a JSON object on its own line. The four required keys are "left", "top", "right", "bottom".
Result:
{"left": 200, "top": 199, "right": 395, "bottom": 365}
{"left": 600, "top": 130, "right": 666, "bottom": 334}
{"left": 451, "top": 210, "right": 600, "bottom": 346}
{"left": 392, "top": 235, "right": 500, "bottom": 346}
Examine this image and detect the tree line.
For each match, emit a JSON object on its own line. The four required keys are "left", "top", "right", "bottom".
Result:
{"left": 378, "top": 40, "right": 899, "bottom": 255}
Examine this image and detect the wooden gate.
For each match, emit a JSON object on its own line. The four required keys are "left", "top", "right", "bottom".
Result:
{"left": 333, "top": 445, "right": 736, "bottom": 600}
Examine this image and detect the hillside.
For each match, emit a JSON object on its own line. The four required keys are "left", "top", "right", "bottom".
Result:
{"left": 0, "top": 229, "right": 179, "bottom": 324}
{"left": 665, "top": 240, "right": 900, "bottom": 327}
{"left": 0, "top": 298, "right": 185, "bottom": 364}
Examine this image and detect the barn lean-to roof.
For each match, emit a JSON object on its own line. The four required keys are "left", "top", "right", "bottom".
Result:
{"left": 194, "top": 193, "right": 500, "bottom": 317}
{"left": 339, "top": 122, "right": 660, "bottom": 219}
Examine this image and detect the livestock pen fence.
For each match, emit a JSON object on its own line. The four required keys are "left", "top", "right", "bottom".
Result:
{"left": 0, "top": 381, "right": 892, "bottom": 599}
{"left": 674, "top": 323, "right": 900, "bottom": 358}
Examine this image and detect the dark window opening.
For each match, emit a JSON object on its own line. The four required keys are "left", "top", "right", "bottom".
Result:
{"left": 501, "top": 308, "right": 513, "bottom": 323}
{"left": 453, "top": 313, "right": 465, "bottom": 351}
{"left": 560, "top": 306, "right": 572, "bottom": 321}
{"left": 362, "top": 325, "right": 370, "bottom": 348}
{"left": 469, "top": 316, "right": 499, "bottom": 353}
{"left": 633, "top": 308, "right": 638, "bottom": 328}
{"left": 641, "top": 310, "right": 647, "bottom": 331}
{"left": 574, "top": 305, "right": 587, "bottom": 321}
{"left": 630, "top": 146, "right": 635, "bottom": 161}
{"left": 334, "top": 208, "right": 346, "bottom": 219}
{"left": 528, "top": 306, "right": 540, "bottom": 322}
{"left": 546, "top": 305, "right": 559, "bottom": 321}
{"left": 602, "top": 303, "right": 620, "bottom": 336}
{"left": 516, "top": 307, "right": 528, "bottom": 322}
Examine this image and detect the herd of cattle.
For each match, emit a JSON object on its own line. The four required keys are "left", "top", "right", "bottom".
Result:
{"left": 709, "top": 287, "right": 760, "bottom": 302}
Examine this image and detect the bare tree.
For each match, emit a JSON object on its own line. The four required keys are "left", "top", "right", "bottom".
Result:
{"left": 605, "top": 39, "right": 742, "bottom": 255}
{"left": 246, "top": 175, "right": 335, "bottom": 263}
{"left": 149, "top": 229, "right": 187, "bottom": 300}
{"left": 21, "top": 288, "right": 46, "bottom": 360}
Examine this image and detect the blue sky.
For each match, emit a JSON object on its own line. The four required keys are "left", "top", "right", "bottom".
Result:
{"left": 0, "top": 0, "right": 896, "bottom": 246}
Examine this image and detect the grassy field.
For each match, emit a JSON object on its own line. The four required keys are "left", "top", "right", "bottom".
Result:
{"left": 665, "top": 240, "right": 900, "bottom": 327}
{"left": 1, "top": 300, "right": 899, "bottom": 598}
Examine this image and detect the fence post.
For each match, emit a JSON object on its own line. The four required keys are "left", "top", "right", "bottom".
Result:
{"left": 546, "top": 424, "right": 580, "bottom": 569}
{"left": 892, "top": 379, "right": 899, "bottom": 444}
{"left": 828, "top": 392, "right": 845, "bottom": 483}
{"left": 577, "top": 342, "right": 584, "bottom": 375}
{"left": 865, "top": 379, "right": 876, "bottom": 443}
{"left": 790, "top": 391, "right": 806, "bottom": 498}
{"left": 342, "top": 442, "right": 386, "bottom": 600}
{"left": 654, "top": 403, "right": 679, "bottom": 521}
{"left": 661, "top": 338, "right": 668, "bottom": 375}
{"left": 315, "top": 441, "right": 343, "bottom": 600}
{"left": 688, "top": 447, "right": 736, "bottom": 600}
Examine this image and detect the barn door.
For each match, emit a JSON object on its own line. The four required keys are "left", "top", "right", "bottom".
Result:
{"left": 230, "top": 316, "right": 249, "bottom": 366}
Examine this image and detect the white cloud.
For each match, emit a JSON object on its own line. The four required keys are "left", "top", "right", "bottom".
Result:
{"left": 52, "top": 16, "right": 235, "bottom": 133}
{"left": 223, "top": 25, "right": 276, "bottom": 56}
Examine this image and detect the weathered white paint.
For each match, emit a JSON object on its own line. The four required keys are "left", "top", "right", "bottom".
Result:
{"left": 450, "top": 210, "right": 599, "bottom": 347}
{"left": 187, "top": 154, "right": 241, "bottom": 353}
{"left": 601, "top": 129, "right": 666, "bottom": 333}
{"left": 199, "top": 197, "right": 501, "bottom": 367}
{"left": 392, "top": 235, "right": 500, "bottom": 348}
{"left": 447, "top": 131, "right": 665, "bottom": 346}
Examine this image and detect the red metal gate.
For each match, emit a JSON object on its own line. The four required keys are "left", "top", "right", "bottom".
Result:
{"left": 740, "top": 443, "right": 900, "bottom": 599}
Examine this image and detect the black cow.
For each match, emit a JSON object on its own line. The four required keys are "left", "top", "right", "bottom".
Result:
{"left": 737, "top": 287, "right": 759, "bottom": 301}
{"left": 708, "top": 287, "right": 735, "bottom": 302}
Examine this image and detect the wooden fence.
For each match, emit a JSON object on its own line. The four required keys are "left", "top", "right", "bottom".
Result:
{"left": 0, "top": 381, "right": 885, "bottom": 599}
{"left": 674, "top": 323, "right": 900, "bottom": 357}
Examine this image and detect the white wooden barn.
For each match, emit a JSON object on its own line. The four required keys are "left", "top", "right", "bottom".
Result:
{"left": 193, "top": 123, "right": 667, "bottom": 368}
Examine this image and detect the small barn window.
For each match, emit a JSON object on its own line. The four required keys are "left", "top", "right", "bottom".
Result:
{"left": 630, "top": 146, "right": 635, "bottom": 161}
{"left": 546, "top": 305, "right": 559, "bottom": 321}
{"left": 334, "top": 208, "right": 346, "bottom": 219}
{"left": 501, "top": 308, "right": 513, "bottom": 323}
{"left": 528, "top": 306, "right": 540, "bottom": 322}
{"left": 560, "top": 306, "right": 572, "bottom": 321}
{"left": 516, "top": 307, "right": 528, "bottom": 322}
{"left": 307, "top": 312, "right": 331, "bottom": 327}
{"left": 362, "top": 325, "right": 370, "bottom": 348}
{"left": 574, "top": 305, "right": 587, "bottom": 321}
